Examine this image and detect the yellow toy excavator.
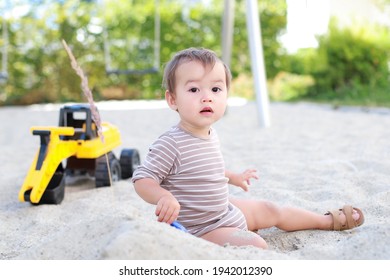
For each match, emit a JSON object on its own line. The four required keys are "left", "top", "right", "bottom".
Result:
{"left": 19, "top": 104, "right": 140, "bottom": 205}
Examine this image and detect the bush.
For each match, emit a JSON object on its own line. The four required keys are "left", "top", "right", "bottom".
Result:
{"left": 283, "top": 47, "right": 319, "bottom": 76}
{"left": 268, "top": 71, "right": 314, "bottom": 101}
{"left": 310, "top": 18, "right": 390, "bottom": 96}
{"left": 230, "top": 73, "right": 255, "bottom": 100}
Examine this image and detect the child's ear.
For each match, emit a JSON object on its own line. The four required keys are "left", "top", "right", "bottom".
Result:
{"left": 165, "top": 90, "right": 178, "bottom": 111}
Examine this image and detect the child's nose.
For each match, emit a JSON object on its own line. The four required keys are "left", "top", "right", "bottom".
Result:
{"left": 202, "top": 91, "right": 213, "bottom": 102}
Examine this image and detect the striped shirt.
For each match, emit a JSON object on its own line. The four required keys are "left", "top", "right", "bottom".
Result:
{"left": 132, "top": 125, "right": 247, "bottom": 236}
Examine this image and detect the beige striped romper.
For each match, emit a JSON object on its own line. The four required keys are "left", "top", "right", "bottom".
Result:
{"left": 132, "top": 125, "right": 248, "bottom": 237}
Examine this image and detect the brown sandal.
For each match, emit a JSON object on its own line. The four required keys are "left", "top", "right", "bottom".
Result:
{"left": 325, "top": 205, "right": 365, "bottom": 231}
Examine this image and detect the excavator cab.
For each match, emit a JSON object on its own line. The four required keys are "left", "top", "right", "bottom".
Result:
{"left": 59, "top": 104, "right": 97, "bottom": 140}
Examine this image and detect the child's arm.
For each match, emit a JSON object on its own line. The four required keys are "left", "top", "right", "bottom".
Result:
{"left": 225, "top": 169, "right": 259, "bottom": 192}
{"left": 134, "top": 178, "right": 180, "bottom": 224}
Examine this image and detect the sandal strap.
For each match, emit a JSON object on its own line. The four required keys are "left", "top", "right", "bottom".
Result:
{"left": 328, "top": 209, "right": 342, "bottom": 230}
{"left": 343, "top": 205, "right": 356, "bottom": 229}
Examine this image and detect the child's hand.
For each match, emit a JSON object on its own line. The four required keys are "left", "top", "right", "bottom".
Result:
{"left": 155, "top": 194, "right": 180, "bottom": 224}
{"left": 227, "top": 169, "right": 259, "bottom": 192}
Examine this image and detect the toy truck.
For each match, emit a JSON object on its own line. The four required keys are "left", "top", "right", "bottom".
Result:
{"left": 19, "top": 104, "right": 140, "bottom": 205}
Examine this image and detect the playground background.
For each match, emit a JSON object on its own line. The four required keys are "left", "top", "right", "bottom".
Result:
{"left": 1, "top": 0, "right": 389, "bottom": 108}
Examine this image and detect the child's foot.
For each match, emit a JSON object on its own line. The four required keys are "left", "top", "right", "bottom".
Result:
{"left": 325, "top": 205, "right": 365, "bottom": 231}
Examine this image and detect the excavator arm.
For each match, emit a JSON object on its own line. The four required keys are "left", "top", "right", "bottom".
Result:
{"left": 19, "top": 126, "right": 77, "bottom": 204}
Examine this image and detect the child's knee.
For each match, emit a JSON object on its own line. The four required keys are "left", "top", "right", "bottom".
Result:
{"left": 252, "top": 235, "right": 268, "bottom": 249}
{"left": 201, "top": 227, "right": 268, "bottom": 249}
{"left": 235, "top": 230, "right": 268, "bottom": 249}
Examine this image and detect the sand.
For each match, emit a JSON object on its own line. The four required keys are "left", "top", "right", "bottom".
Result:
{"left": 0, "top": 100, "right": 389, "bottom": 260}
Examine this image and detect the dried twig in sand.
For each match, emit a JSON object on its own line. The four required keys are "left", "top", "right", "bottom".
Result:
{"left": 62, "top": 39, "right": 112, "bottom": 185}
{"left": 61, "top": 39, "right": 104, "bottom": 143}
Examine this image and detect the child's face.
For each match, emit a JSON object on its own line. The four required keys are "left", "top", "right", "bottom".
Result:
{"left": 165, "top": 60, "right": 228, "bottom": 137}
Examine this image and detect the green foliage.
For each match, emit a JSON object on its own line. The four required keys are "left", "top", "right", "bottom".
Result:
{"left": 308, "top": 17, "right": 390, "bottom": 106}
{"left": 1, "top": 0, "right": 106, "bottom": 104}
{"left": 278, "top": 18, "right": 390, "bottom": 107}
{"left": 308, "top": 18, "right": 390, "bottom": 103}
{"left": 282, "top": 47, "right": 319, "bottom": 76}
{"left": 230, "top": 73, "right": 255, "bottom": 100}
{"left": 0, "top": 0, "right": 287, "bottom": 105}
{"left": 268, "top": 72, "right": 314, "bottom": 101}
{"left": 2, "top": 1, "right": 389, "bottom": 108}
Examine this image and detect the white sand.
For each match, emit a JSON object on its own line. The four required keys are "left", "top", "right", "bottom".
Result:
{"left": 1, "top": 100, "right": 389, "bottom": 260}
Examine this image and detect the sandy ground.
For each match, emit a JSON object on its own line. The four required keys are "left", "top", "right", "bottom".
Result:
{"left": 0, "top": 100, "right": 389, "bottom": 260}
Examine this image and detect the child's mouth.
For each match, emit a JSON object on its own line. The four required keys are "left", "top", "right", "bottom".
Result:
{"left": 200, "top": 107, "right": 213, "bottom": 113}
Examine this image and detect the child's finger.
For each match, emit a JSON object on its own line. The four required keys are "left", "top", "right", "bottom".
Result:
{"left": 161, "top": 207, "right": 174, "bottom": 223}
{"left": 166, "top": 208, "right": 180, "bottom": 225}
{"left": 155, "top": 203, "right": 162, "bottom": 217}
{"left": 155, "top": 201, "right": 170, "bottom": 221}
{"left": 247, "top": 169, "right": 259, "bottom": 180}
{"left": 241, "top": 182, "right": 249, "bottom": 192}
{"left": 155, "top": 205, "right": 166, "bottom": 222}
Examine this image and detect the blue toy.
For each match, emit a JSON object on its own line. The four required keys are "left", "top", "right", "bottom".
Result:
{"left": 171, "top": 221, "right": 188, "bottom": 233}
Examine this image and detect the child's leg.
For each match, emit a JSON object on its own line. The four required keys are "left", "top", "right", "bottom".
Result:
{"left": 200, "top": 227, "right": 268, "bottom": 249}
{"left": 230, "top": 198, "right": 361, "bottom": 232}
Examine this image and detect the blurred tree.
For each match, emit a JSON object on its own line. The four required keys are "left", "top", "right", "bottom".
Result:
{"left": 0, "top": 0, "right": 287, "bottom": 105}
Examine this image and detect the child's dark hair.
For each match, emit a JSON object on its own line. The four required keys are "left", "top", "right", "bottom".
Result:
{"left": 162, "top": 47, "right": 232, "bottom": 93}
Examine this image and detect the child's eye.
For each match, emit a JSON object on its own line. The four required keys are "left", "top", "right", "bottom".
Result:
{"left": 189, "top": 88, "right": 199, "bottom": 93}
{"left": 212, "top": 87, "right": 222, "bottom": 93}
